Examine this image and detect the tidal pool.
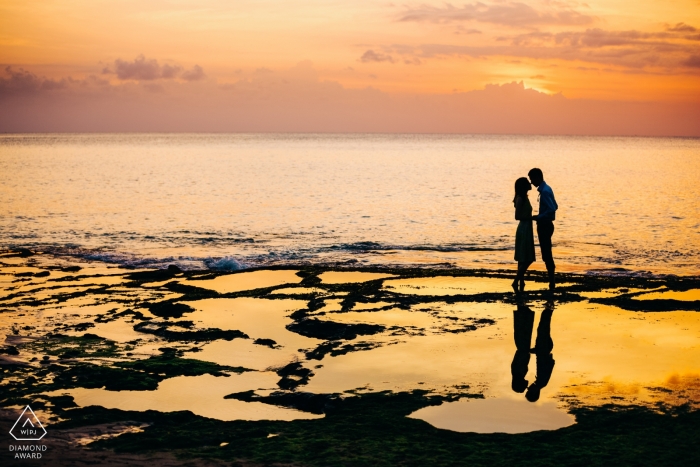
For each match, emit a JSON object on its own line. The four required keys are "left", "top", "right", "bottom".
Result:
{"left": 2, "top": 256, "right": 699, "bottom": 434}
{"left": 50, "top": 373, "right": 323, "bottom": 422}
{"left": 184, "top": 297, "right": 322, "bottom": 352}
{"left": 383, "top": 276, "right": 553, "bottom": 295}
{"left": 318, "top": 271, "right": 396, "bottom": 284}
{"left": 632, "top": 289, "right": 700, "bottom": 301}
{"left": 181, "top": 269, "right": 301, "bottom": 294}
{"left": 409, "top": 397, "right": 575, "bottom": 433}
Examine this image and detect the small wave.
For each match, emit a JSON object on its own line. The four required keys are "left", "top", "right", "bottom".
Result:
{"left": 584, "top": 268, "right": 679, "bottom": 279}
{"left": 203, "top": 256, "right": 246, "bottom": 271}
{"left": 327, "top": 242, "right": 510, "bottom": 253}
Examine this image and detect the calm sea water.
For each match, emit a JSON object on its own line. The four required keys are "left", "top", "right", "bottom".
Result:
{"left": 1, "top": 134, "right": 698, "bottom": 275}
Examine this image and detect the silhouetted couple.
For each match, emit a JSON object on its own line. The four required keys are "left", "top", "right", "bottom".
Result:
{"left": 512, "top": 168, "right": 558, "bottom": 292}
{"left": 511, "top": 302, "right": 555, "bottom": 402}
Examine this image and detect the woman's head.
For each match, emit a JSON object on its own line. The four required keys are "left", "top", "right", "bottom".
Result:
{"left": 514, "top": 177, "right": 531, "bottom": 205}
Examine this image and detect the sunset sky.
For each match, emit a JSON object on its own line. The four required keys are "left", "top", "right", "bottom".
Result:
{"left": 1, "top": 0, "right": 699, "bottom": 134}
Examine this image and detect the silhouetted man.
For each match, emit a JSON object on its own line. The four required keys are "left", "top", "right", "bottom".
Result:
{"left": 528, "top": 168, "right": 558, "bottom": 290}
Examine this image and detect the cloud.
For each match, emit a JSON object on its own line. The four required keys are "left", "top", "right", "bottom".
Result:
{"left": 108, "top": 55, "right": 204, "bottom": 81}
{"left": 182, "top": 65, "right": 206, "bottom": 81}
{"left": 0, "top": 64, "right": 698, "bottom": 136}
{"left": 398, "top": 2, "right": 596, "bottom": 28}
{"left": 359, "top": 50, "right": 395, "bottom": 63}
{"left": 0, "top": 67, "right": 68, "bottom": 96}
{"left": 666, "top": 22, "right": 697, "bottom": 33}
{"left": 379, "top": 24, "right": 700, "bottom": 71}
{"left": 683, "top": 55, "right": 700, "bottom": 67}
{"left": 454, "top": 26, "right": 482, "bottom": 35}
{"left": 161, "top": 64, "right": 183, "bottom": 79}
{"left": 551, "top": 28, "right": 684, "bottom": 47}
{"left": 114, "top": 55, "right": 162, "bottom": 80}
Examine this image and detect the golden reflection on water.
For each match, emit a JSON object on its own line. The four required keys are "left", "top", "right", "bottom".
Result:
{"left": 303, "top": 299, "right": 700, "bottom": 430}
{"left": 318, "top": 271, "right": 397, "bottom": 284}
{"left": 181, "top": 270, "right": 301, "bottom": 294}
{"left": 383, "top": 276, "right": 554, "bottom": 295}
{"left": 51, "top": 373, "right": 323, "bottom": 422}
{"left": 3, "top": 259, "right": 700, "bottom": 432}
{"left": 409, "top": 398, "right": 575, "bottom": 434}
{"left": 633, "top": 289, "right": 700, "bottom": 301}
{"left": 185, "top": 297, "right": 322, "bottom": 352}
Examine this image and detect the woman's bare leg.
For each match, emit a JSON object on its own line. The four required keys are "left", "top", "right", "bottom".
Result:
{"left": 517, "top": 261, "right": 533, "bottom": 291}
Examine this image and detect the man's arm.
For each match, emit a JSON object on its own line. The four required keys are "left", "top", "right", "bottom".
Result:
{"left": 535, "top": 187, "right": 558, "bottom": 221}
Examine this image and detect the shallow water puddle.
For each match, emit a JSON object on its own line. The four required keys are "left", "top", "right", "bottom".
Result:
{"left": 40, "top": 302, "right": 124, "bottom": 318}
{"left": 323, "top": 308, "right": 438, "bottom": 328}
{"left": 50, "top": 373, "right": 322, "bottom": 421}
{"left": 633, "top": 289, "right": 700, "bottom": 301}
{"left": 318, "top": 271, "right": 396, "bottom": 284}
{"left": 184, "top": 297, "right": 323, "bottom": 351}
{"left": 270, "top": 287, "right": 325, "bottom": 295}
{"left": 68, "top": 318, "right": 146, "bottom": 343}
{"left": 194, "top": 338, "right": 297, "bottom": 370}
{"left": 181, "top": 270, "right": 301, "bottom": 293}
{"left": 304, "top": 301, "right": 700, "bottom": 431}
{"left": 577, "top": 287, "right": 653, "bottom": 299}
{"left": 409, "top": 397, "right": 575, "bottom": 433}
{"left": 383, "top": 276, "right": 552, "bottom": 295}
{"left": 4, "top": 256, "right": 699, "bottom": 434}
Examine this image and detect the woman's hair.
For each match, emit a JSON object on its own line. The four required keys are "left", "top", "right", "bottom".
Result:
{"left": 513, "top": 177, "right": 531, "bottom": 206}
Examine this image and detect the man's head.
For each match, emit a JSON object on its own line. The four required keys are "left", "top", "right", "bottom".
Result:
{"left": 528, "top": 168, "right": 544, "bottom": 187}
{"left": 525, "top": 383, "right": 541, "bottom": 402}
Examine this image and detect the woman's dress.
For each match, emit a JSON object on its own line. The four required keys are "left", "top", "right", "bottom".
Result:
{"left": 514, "top": 196, "right": 536, "bottom": 263}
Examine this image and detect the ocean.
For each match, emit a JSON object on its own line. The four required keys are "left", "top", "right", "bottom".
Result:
{"left": 1, "top": 133, "right": 698, "bottom": 275}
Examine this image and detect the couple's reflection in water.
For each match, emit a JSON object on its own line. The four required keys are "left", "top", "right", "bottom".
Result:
{"left": 511, "top": 301, "right": 555, "bottom": 402}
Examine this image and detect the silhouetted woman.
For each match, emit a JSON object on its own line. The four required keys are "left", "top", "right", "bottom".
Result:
{"left": 512, "top": 177, "right": 536, "bottom": 292}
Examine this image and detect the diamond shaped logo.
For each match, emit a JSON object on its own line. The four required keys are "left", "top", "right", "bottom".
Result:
{"left": 9, "top": 406, "right": 47, "bottom": 441}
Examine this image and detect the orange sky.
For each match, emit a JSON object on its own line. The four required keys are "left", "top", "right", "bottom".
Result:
{"left": 1, "top": 1, "right": 699, "bottom": 134}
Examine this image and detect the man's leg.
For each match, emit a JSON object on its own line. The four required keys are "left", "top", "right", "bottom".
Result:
{"left": 537, "top": 221, "right": 555, "bottom": 288}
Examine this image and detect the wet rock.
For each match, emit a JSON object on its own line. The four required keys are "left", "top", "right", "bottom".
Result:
{"left": 305, "top": 340, "right": 384, "bottom": 360}
{"left": 225, "top": 390, "right": 339, "bottom": 414}
{"left": 65, "top": 322, "right": 96, "bottom": 332}
{"left": 133, "top": 321, "right": 248, "bottom": 342}
{"left": 287, "top": 318, "right": 384, "bottom": 340}
{"left": 253, "top": 338, "right": 278, "bottom": 349}
{"left": 297, "top": 270, "right": 322, "bottom": 287}
{"left": 307, "top": 297, "right": 326, "bottom": 312}
{"left": 115, "top": 353, "right": 250, "bottom": 378}
{"left": 163, "top": 282, "right": 219, "bottom": 298}
{"left": 14, "top": 272, "right": 35, "bottom": 277}
{"left": 53, "top": 363, "right": 161, "bottom": 391}
{"left": 126, "top": 268, "right": 179, "bottom": 282}
{"left": 28, "top": 334, "right": 121, "bottom": 359}
{"left": 276, "top": 362, "right": 314, "bottom": 390}
{"left": 0, "top": 345, "right": 19, "bottom": 356}
{"left": 147, "top": 301, "right": 195, "bottom": 319}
